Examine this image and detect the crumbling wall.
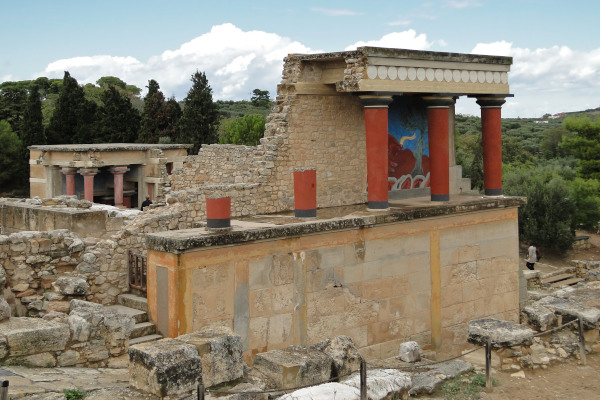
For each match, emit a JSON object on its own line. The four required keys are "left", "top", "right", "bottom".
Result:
{"left": 169, "top": 53, "right": 368, "bottom": 218}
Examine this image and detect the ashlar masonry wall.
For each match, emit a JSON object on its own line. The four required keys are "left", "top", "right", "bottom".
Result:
{"left": 146, "top": 205, "right": 520, "bottom": 363}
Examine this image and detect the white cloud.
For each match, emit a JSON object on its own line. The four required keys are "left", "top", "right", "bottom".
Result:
{"left": 444, "top": 0, "right": 482, "bottom": 8}
{"left": 310, "top": 8, "right": 359, "bottom": 16}
{"left": 388, "top": 19, "right": 411, "bottom": 27}
{"left": 345, "top": 30, "right": 432, "bottom": 51}
{"left": 39, "top": 23, "right": 314, "bottom": 100}
{"left": 467, "top": 41, "right": 600, "bottom": 117}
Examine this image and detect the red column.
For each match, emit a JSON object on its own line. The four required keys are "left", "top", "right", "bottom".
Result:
{"left": 110, "top": 166, "right": 130, "bottom": 207}
{"left": 61, "top": 167, "right": 77, "bottom": 196}
{"left": 206, "top": 196, "right": 231, "bottom": 229}
{"left": 147, "top": 183, "right": 153, "bottom": 201}
{"left": 359, "top": 95, "right": 393, "bottom": 210}
{"left": 294, "top": 168, "right": 317, "bottom": 218}
{"left": 424, "top": 96, "right": 455, "bottom": 202}
{"left": 78, "top": 168, "right": 98, "bottom": 202}
{"left": 477, "top": 97, "right": 506, "bottom": 196}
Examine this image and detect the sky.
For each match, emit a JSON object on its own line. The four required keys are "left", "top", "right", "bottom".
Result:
{"left": 2, "top": 0, "right": 600, "bottom": 118}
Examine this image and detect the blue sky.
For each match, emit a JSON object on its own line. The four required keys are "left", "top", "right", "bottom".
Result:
{"left": 2, "top": 0, "right": 599, "bottom": 117}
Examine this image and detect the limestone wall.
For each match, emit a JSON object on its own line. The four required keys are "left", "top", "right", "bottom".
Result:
{"left": 169, "top": 54, "right": 368, "bottom": 218}
{"left": 147, "top": 207, "right": 520, "bottom": 363}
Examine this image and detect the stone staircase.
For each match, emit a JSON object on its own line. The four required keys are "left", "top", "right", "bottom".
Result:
{"left": 541, "top": 272, "right": 584, "bottom": 288}
{"left": 106, "top": 293, "right": 162, "bottom": 345}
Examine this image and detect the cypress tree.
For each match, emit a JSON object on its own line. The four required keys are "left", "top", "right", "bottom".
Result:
{"left": 21, "top": 84, "right": 45, "bottom": 146}
{"left": 178, "top": 71, "right": 220, "bottom": 154}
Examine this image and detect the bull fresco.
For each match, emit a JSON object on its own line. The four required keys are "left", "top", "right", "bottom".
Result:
{"left": 388, "top": 97, "right": 430, "bottom": 191}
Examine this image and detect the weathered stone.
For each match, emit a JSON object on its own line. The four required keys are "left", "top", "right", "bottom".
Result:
{"left": 253, "top": 346, "right": 333, "bottom": 390}
{"left": 70, "top": 298, "right": 103, "bottom": 311}
{"left": 522, "top": 303, "right": 557, "bottom": 331}
{"left": 344, "top": 369, "right": 412, "bottom": 400}
{"left": 0, "top": 297, "right": 11, "bottom": 321}
{"left": 22, "top": 352, "right": 56, "bottom": 367}
{"left": 467, "top": 318, "right": 534, "bottom": 349}
{"left": 0, "top": 317, "right": 69, "bottom": 356}
{"left": 278, "top": 382, "right": 360, "bottom": 400}
{"left": 310, "top": 335, "right": 362, "bottom": 379}
{"left": 46, "top": 300, "right": 71, "bottom": 314}
{"left": 77, "top": 261, "right": 100, "bottom": 273}
{"left": 0, "top": 265, "right": 5, "bottom": 287}
{"left": 540, "top": 297, "right": 600, "bottom": 327}
{"left": 53, "top": 275, "right": 89, "bottom": 296}
{"left": 409, "top": 360, "right": 473, "bottom": 395}
{"left": 0, "top": 335, "right": 7, "bottom": 359}
{"left": 129, "top": 338, "right": 202, "bottom": 397}
{"left": 586, "top": 268, "right": 600, "bottom": 281}
{"left": 57, "top": 349, "right": 84, "bottom": 366}
{"left": 398, "top": 341, "right": 421, "bottom": 363}
{"left": 68, "top": 313, "right": 92, "bottom": 342}
{"left": 175, "top": 326, "right": 243, "bottom": 388}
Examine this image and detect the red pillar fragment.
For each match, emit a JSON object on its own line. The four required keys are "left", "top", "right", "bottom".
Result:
{"left": 359, "top": 95, "right": 393, "bottom": 210}
{"left": 206, "top": 196, "right": 231, "bottom": 229}
{"left": 424, "top": 96, "right": 455, "bottom": 202}
{"left": 477, "top": 97, "right": 506, "bottom": 196}
{"left": 294, "top": 168, "right": 317, "bottom": 218}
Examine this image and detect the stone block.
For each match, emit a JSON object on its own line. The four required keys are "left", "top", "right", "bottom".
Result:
{"left": 52, "top": 275, "right": 89, "bottom": 296}
{"left": 522, "top": 303, "right": 557, "bottom": 331}
{"left": 252, "top": 346, "right": 333, "bottom": 390}
{"left": 175, "top": 326, "right": 244, "bottom": 388}
{"left": 398, "top": 341, "right": 421, "bottom": 362}
{"left": 310, "top": 335, "right": 363, "bottom": 379}
{"left": 0, "top": 297, "right": 11, "bottom": 321}
{"left": 467, "top": 318, "right": 534, "bottom": 349}
{"left": 129, "top": 338, "right": 202, "bottom": 397}
{"left": 0, "top": 317, "right": 69, "bottom": 356}
{"left": 279, "top": 382, "right": 360, "bottom": 400}
{"left": 343, "top": 368, "right": 411, "bottom": 400}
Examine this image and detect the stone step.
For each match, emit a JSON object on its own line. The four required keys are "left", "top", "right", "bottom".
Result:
{"left": 129, "top": 334, "right": 163, "bottom": 346}
{"left": 118, "top": 293, "right": 148, "bottom": 312}
{"left": 131, "top": 321, "right": 157, "bottom": 339}
{"left": 550, "top": 277, "right": 584, "bottom": 288}
{"left": 105, "top": 304, "right": 148, "bottom": 324}
{"left": 541, "top": 273, "right": 574, "bottom": 285}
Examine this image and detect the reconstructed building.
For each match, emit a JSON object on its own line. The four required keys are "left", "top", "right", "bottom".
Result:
{"left": 143, "top": 47, "right": 523, "bottom": 362}
{"left": 28, "top": 144, "right": 190, "bottom": 208}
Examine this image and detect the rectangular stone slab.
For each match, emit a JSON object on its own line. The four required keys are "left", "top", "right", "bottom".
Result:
{"left": 0, "top": 317, "right": 69, "bottom": 357}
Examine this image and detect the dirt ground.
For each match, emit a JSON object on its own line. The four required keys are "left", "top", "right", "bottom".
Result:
{"left": 447, "top": 231, "right": 600, "bottom": 400}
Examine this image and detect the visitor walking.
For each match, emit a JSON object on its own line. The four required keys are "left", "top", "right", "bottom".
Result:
{"left": 526, "top": 242, "right": 537, "bottom": 270}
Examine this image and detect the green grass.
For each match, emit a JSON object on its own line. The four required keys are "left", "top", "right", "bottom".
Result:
{"left": 440, "top": 372, "right": 498, "bottom": 400}
{"left": 63, "top": 388, "right": 86, "bottom": 400}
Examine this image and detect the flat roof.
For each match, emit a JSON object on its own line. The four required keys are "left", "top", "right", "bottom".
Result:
{"left": 29, "top": 143, "right": 192, "bottom": 152}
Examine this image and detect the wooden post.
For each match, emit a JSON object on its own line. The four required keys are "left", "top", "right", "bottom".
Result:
{"left": 578, "top": 318, "right": 587, "bottom": 366}
{"left": 360, "top": 359, "right": 367, "bottom": 400}
{"left": 485, "top": 340, "right": 493, "bottom": 392}
{"left": 197, "top": 383, "right": 204, "bottom": 400}
{"left": 0, "top": 380, "right": 9, "bottom": 400}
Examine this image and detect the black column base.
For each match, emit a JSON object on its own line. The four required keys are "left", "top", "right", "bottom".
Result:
{"left": 484, "top": 188, "right": 502, "bottom": 196}
{"left": 431, "top": 194, "right": 450, "bottom": 202}
{"left": 368, "top": 200, "right": 389, "bottom": 210}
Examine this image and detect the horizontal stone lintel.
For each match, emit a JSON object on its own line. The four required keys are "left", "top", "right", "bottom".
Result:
{"left": 146, "top": 196, "right": 525, "bottom": 253}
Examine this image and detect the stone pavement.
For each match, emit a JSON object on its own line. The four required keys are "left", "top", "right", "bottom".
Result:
{"left": 0, "top": 366, "right": 159, "bottom": 399}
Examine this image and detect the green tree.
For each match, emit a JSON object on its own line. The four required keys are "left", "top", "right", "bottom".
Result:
{"left": 504, "top": 167, "right": 576, "bottom": 252}
{"left": 96, "top": 76, "right": 127, "bottom": 90}
{"left": 540, "top": 127, "right": 571, "bottom": 159}
{"left": 178, "top": 71, "right": 220, "bottom": 153}
{"left": 570, "top": 177, "right": 600, "bottom": 231}
{"left": 561, "top": 116, "right": 600, "bottom": 179}
{"left": 162, "top": 97, "right": 182, "bottom": 143}
{"left": 139, "top": 79, "right": 168, "bottom": 143}
{"left": 219, "top": 114, "right": 266, "bottom": 146}
{"left": 0, "top": 120, "right": 26, "bottom": 194}
{"left": 0, "top": 82, "right": 28, "bottom": 133}
{"left": 250, "top": 89, "right": 271, "bottom": 108}
{"left": 96, "top": 85, "right": 141, "bottom": 143}
{"left": 46, "top": 72, "right": 97, "bottom": 144}
{"left": 21, "top": 84, "right": 45, "bottom": 146}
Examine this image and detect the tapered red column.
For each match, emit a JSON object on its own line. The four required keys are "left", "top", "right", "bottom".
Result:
{"left": 359, "top": 95, "right": 393, "bottom": 210}
{"left": 477, "top": 97, "right": 506, "bottom": 196}
{"left": 61, "top": 167, "right": 77, "bottom": 196}
{"left": 110, "top": 165, "right": 130, "bottom": 206}
{"left": 78, "top": 168, "right": 98, "bottom": 202}
{"left": 424, "top": 96, "right": 455, "bottom": 202}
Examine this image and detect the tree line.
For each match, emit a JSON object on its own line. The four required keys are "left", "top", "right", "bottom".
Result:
{"left": 455, "top": 111, "right": 600, "bottom": 252}
{"left": 0, "top": 72, "right": 271, "bottom": 195}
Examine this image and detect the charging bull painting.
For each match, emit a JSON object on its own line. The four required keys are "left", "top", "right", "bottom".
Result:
{"left": 388, "top": 97, "right": 430, "bottom": 190}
